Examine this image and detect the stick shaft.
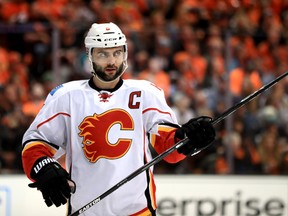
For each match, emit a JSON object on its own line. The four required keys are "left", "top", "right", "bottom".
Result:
{"left": 188, "top": 71, "right": 288, "bottom": 156}
{"left": 212, "top": 71, "right": 288, "bottom": 125}
{"left": 70, "top": 71, "right": 287, "bottom": 216}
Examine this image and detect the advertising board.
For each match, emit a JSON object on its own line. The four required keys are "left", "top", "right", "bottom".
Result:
{"left": 1, "top": 175, "right": 287, "bottom": 216}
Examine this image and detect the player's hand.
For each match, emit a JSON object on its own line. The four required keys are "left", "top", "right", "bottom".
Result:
{"left": 28, "top": 157, "right": 76, "bottom": 207}
{"left": 175, "top": 116, "right": 216, "bottom": 156}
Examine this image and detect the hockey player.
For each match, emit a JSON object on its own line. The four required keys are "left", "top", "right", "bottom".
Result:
{"left": 22, "top": 22, "right": 216, "bottom": 216}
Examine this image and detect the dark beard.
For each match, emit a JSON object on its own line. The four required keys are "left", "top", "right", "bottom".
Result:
{"left": 92, "top": 62, "right": 125, "bottom": 82}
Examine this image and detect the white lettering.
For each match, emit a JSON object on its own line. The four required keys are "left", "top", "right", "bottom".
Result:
{"left": 33, "top": 158, "right": 57, "bottom": 174}
{"left": 104, "top": 38, "right": 116, "bottom": 41}
{"left": 78, "top": 198, "right": 101, "bottom": 214}
{"left": 157, "top": 192, "right": 286, "bottom": 216}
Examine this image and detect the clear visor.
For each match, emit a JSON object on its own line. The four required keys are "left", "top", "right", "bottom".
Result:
{"left": 91, "top": 46, "right": 126, "bottom": 64}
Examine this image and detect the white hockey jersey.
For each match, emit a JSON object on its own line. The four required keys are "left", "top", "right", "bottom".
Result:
{"left": 22, "top": 78, "right": 185, "bottom": 216}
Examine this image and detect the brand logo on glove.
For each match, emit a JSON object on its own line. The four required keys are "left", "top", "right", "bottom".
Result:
{"left": 78, "top": 109, "right": 134, "bottom": 163}
{"left": 33, "top": 158, "right": 57, "bottom": 174}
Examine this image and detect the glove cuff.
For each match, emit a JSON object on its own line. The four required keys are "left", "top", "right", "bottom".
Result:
{"left": 174, "top": 127, "right": 186, "bottom": 141}
{"left": 30, "top": 157, "right": 59, "bottom": 180}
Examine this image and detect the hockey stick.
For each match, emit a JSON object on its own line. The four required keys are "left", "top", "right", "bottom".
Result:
{"left": 69, "top": 71, "right": 287, "bottom": 216}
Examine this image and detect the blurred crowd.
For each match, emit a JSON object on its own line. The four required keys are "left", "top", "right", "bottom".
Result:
{"left": 0, "top": 0, "right": 288, "bottom": 175}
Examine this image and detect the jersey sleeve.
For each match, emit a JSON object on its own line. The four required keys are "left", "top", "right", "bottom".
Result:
{"left": 142, "top": 81, "right": 186, "bottom": 163}
{"left": 22, "top": 86, "right": 70, "bottom": 180}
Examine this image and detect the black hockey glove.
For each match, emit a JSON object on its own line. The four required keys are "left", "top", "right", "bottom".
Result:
{"left": 175, "top": 116, "right": 216, "bottom": 156}
{"left": 29, "top": 157, "right": 75, "bottom": 207}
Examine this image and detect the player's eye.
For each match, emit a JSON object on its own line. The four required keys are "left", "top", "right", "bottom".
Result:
{"left": 97, "top": 52, "right": 108, "bottom": 58}
{"left": 113, "top": 50, "right": 122, "bottom": 57}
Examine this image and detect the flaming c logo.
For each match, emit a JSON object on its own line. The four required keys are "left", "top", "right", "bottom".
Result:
{"left": 78, "top": 109, "right": 134, "bottom": 163}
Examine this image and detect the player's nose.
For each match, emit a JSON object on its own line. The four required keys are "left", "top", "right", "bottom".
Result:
{"left": 106, "top": 55, "right": 117, "bottom": 65}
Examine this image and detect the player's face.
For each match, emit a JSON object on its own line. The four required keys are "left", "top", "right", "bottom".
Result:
{"left": 91, "top": 47, "right": 125, "bottom": 82}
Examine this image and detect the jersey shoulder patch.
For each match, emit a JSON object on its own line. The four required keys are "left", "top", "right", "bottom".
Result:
{"left": 50, "top": 84, "right": 64, "bottom": 96}
{"left": 48, "top": 80, "right": 88, "bottom": 97}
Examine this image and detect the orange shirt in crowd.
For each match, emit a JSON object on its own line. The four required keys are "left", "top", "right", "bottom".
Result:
{"left": 0, "top": 48, "right": 10, "bottom": 85}
{"left": 229, "top": 68, "right": 262, "bottom": 97}
{"left": 1, "top": 1, "right": 29, "bottom": 22}
{"left": 137, "top": 70, "right": 171, "bottom": 99}
{"left": 174, "top": 51, "right": 207, "bottom": 84}
{"left": 190, "top": 56, "right": 207, "bottom": 83}
{"left": 0, "top": 70, "right": 10, "bottom": 86}
{"left": 22, "top": 100, "right": 44, "bottom": 117}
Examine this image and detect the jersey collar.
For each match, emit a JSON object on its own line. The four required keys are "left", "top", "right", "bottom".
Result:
{"left": 88, "top": 77, "right": 123, "bottom": 93}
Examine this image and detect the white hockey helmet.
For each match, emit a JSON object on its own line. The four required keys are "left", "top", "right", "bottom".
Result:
{"left": 85, "top": 22, "right": 127, "bottom": 49}
{"left": 84, "top": 22, "right": 128, "bottom": 80}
